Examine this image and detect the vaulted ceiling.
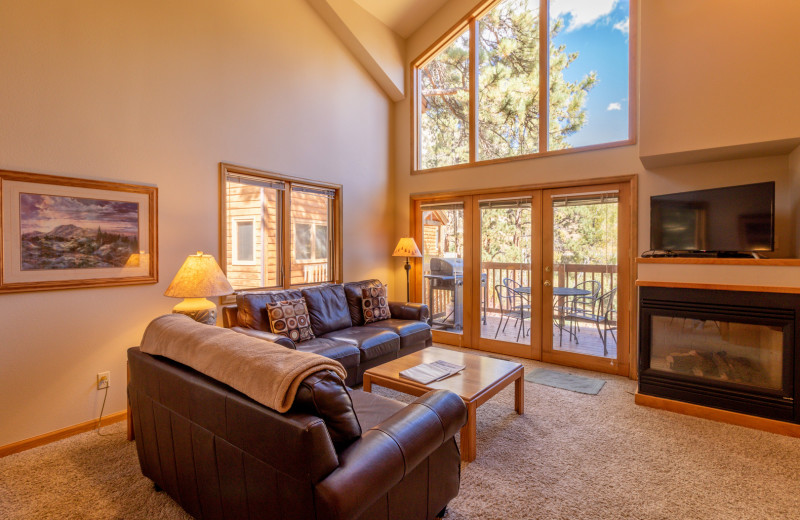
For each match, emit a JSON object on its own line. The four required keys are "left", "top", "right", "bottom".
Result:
{"left": 352, "top": 0, "right": 451, "bottom": 38}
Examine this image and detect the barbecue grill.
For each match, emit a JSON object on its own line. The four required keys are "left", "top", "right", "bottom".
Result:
{"left": 424, "top": 257, "right": 486, "bottom": 331}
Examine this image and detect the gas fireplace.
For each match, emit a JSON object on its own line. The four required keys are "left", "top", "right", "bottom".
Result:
{"left": 639, "top": 286, "right": 799, "bottom": 423}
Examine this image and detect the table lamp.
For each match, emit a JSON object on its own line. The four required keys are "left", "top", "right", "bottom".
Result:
{"left": 392, "top": 237, "right": 422, "bottom": 301}
{"left": 164, "top": 251, "right": 234, "bottom": 325}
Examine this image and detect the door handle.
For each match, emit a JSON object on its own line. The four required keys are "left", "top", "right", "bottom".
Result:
{"left": 544, "top": 280, "right": 552, "bottom": 287}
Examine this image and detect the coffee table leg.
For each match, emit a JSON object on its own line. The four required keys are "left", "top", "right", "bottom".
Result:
{"left": 515, "top": 372, "right": 524, "bottom": 415}
{"left": 363, "top": 374, "right": 372, "bottom": 393}
{"left": 460, "top": 401, "right": 477, "bottom": 462}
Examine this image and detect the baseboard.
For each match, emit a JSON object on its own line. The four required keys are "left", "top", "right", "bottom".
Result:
{"left": 634, "top": 392, "right": 800, "bottom": 438}
{"left": 0, "top": 410, "right": 127, "bottom": 458}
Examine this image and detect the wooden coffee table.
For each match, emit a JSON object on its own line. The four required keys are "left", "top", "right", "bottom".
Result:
{"left": 363, "top": 346, "right": 524, "bottom": 462}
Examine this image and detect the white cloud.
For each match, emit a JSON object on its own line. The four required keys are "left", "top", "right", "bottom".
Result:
{"left": 607, "top": 102, "right": 622, "bottom": 111}
{"left": 613, "top": 17, "right": 629, "bottom": 34}
{"left": 550, "top": 0, "right": 618, "bottom": 32}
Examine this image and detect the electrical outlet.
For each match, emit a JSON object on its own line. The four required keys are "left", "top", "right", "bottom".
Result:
{"left": 97, "top": 371, "right": 110, "bottom": 390}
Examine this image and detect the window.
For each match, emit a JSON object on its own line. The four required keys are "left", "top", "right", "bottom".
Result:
{"left": 414, "top": 0, "right": 634, "bottom": 171}
{"left": 221, "top": 164, "right": 341, "bottom": 291}
{"left": 232, "top": 217, "right": 256, "bottom": 265}
{"left": 293, "top": 223, "right": 329, "bottom": 262}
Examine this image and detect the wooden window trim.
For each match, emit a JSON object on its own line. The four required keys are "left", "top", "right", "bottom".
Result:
{"left": 411, "top": 0, "right": 638, "bottom": 174}
{"left": 219, "top": 163, "right": 343, "bottom": 292}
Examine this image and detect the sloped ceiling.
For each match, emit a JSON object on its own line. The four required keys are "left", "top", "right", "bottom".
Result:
{"left": 353, "top": 0, "right": 451, "bottom": 38}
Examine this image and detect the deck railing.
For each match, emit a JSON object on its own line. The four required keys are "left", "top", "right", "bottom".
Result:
{"left": 423, "top": 262, "right": 618, "bottom": 317}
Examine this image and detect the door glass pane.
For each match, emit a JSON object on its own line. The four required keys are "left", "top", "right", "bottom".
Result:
{"left": 478, "top": 0, "right": 540, "bottom": 160}
{"left": 480, "top": 198, "right": 532, "bottom": 343}
{"left": 551, "top": 193, "right": 618, "bottom": 357}
{"left": 224, "top": 176, "right": 282, "bottom": 290}
{"left": 548, "top": 0, "right": 630, "bottom": 150}
{"left": 421, "top": 202, "right": 464, "bottom": 334}
{"left": 291, "top": 187, "right": 332, "bottom": 285}
{"left": 419, "top": 30, "right": 470, "bottom": 169}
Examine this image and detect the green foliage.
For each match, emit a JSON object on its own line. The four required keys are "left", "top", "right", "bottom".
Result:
{"left": 419, "top": 0, "right": 596, "bottom": 168}
{"left": 553, "top": 203, "right": 618, "bottom": 265}
{"left": 481, "top": 207, "right": 531, "bottom": 263}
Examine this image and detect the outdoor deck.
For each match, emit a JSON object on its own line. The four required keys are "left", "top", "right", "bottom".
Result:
{"left": 434, "top": 312, "right": 617, "bottom": 359}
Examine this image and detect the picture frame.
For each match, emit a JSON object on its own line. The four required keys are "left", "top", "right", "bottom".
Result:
{"left": 0, "top": 170, "right": 157, "bottom": 293}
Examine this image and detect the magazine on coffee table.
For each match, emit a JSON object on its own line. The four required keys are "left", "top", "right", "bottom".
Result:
{"left": 399, "top": 360, "right": 466, "bottom": 385}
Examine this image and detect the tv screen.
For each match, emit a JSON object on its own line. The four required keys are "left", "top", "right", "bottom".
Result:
{"left": 650, "top": 182, "right": 775, "bottom": 253}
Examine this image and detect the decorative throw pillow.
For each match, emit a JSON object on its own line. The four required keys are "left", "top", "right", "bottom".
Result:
{"left": 266, "top": 299, "right": 315, "bottom": 342}
{"left": 362, "top": 285, "right": 390, "bottom": 324}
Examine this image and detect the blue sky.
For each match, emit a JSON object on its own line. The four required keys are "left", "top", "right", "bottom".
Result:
{"left": 549, "top": 0, "right": 630, "bottom": 147}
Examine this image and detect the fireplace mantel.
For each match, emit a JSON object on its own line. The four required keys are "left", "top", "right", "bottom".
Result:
{"left": 636, "top": 257, "right": 800, "bottom": 292}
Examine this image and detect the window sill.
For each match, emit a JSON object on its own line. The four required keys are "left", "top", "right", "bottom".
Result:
{"left": 413, "top": 138, "right": 636, "bottom": 175}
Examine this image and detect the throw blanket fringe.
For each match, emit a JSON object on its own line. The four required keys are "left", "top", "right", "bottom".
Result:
{"left": 140, "top": 314, "right": 346, "bottom": 413}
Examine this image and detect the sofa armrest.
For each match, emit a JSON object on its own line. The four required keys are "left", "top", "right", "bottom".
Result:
{"left": 388, "top": 301, "right": 430, "bottom": 322}
{"left": 314, "top": 390, "right": 466, "bottom": 520}
{"left": 230, "top": 326, "right": 296, "bottom": 350}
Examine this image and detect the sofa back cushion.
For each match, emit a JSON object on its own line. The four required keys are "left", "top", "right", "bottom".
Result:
{"left": 343, "top": 279, "right": 383, "bottom": 326}
{"left": 301, "top": 284, "right": 352, "bottom": 336}
{"left": 292, "top": 370, "right": 362, "bottom": 452}
{"left": 237, "top": 289, "right": 304, "bottom": 331}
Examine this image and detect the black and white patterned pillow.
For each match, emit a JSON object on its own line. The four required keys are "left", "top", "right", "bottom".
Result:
{"left": 362, "top": 285, "right": 390, "bottom": 324}
{"left": 266, "top": 298, "right": 314, "bottom": 342}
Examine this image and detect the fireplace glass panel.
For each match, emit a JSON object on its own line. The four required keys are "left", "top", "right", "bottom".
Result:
{"left": 650, "top": 316, "right": 783, "bottom": 391}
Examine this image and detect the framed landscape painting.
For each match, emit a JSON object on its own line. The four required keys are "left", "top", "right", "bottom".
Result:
{"left": 0, "top": 170, "right": 157, "bottom": 293}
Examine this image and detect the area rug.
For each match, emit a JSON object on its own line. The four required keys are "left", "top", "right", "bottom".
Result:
{"left": 525, "top": 367, "right": 605, "bottom": 394}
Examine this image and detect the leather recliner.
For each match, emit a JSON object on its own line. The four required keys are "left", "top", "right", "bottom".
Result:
{"left": 128, "top": 346, "right": 466, "bottom": 520}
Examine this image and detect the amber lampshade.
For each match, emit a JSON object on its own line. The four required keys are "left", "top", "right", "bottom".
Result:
{"left": 164, "top": 252, "right": 233, "bottom": 325}
{"left": 392, "top": 237, "right": 422, "bottom": 258}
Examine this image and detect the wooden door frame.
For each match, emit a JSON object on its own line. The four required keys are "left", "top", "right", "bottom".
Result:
{"left": 410, "top": 174, "right": 638, "bottom": 378}
{"left": 412, "top": 196, "right": 474, "bottom": 347}
{"left": 541, "top": 182, "right": 632, "bottom": 376}
{"left": 471, "top": 191, "right": 542, "bottom": 359}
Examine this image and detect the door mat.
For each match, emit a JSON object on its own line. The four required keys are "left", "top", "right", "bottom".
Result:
{"left": 525, "top": 369, "right": 605, "bottom": 395}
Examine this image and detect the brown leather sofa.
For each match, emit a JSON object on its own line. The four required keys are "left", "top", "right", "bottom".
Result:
{"left": 128, "top": 346, "right": 466, "bottom": 520}
{"left": 222, "top": 279, "right": 432, "bottom": 386}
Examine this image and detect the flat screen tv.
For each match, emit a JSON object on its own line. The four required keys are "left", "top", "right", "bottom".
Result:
{"left": 650, "top": 182, "right": 775, "bottom": 254}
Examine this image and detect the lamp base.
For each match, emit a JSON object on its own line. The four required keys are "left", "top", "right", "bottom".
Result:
{"left": 172, "top": 297, "right": 217, "bottom": 325}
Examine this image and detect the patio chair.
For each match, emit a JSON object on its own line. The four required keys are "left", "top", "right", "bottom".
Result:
{"left": 566, "top": 288, "right": 617, "bottom": 356}
{"left": 502, "top": 277, "right": 530, "bottom": 314}
{"left": 568, "top": 280, "right": 601, "bottom": 334}
{"left": 494, "top": 284, "right": 530, "bottom": 342}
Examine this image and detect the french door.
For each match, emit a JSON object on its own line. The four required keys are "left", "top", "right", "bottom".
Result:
{"left": 413, "top": 179, "right": 633, "bottom": 376}
{"left": 541, "top": 183, "right": 631, "bottom": 375}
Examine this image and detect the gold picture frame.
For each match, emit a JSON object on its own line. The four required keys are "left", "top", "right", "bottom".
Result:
{"left": 0, "top": 170, "right": 157, "bottom": 293}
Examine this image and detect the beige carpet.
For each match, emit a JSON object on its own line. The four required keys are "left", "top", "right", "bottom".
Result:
{"left": 2, "top": 352, "right": 800, "bottom": 520}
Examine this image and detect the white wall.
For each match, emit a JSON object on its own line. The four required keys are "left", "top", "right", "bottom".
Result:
{"left": 0, "top": 0, "right": 392, "bottom": 446}
{"left": 640, "top": 0, "right": 800, "bottom": 157}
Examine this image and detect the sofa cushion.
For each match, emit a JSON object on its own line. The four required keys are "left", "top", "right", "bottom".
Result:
{"left": 301, "top": 284, "right": 352, "bottom": 336}
{"left": 362, "top": 285, "right": 390, "bottom": 324}
{"left": 292, "top": 370, "right": 362, "bottom": 452}
{"left": 363, "top": 319, "right": 431, "bottom": 350}
{"left": 343, "top": 279, "right": 382, "bottom": 326}
{"left": 237, "top": 289, "right": 304, "bottom": 331}
{"left": 348, "top": 389, "right": 405, "bottom": 431}
{"left": 321, "top": 327, "right": 400, "bottom": 362}
{"left": 295, "top": 338, "right": 360, "bottom": 370}
{"left": 267, "top": 299, "right": 314, "bottom": 342}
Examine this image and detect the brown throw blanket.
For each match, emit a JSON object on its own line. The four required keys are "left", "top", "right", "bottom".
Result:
{"left": 140, "top": 314, "right": 346, "bottom": 412}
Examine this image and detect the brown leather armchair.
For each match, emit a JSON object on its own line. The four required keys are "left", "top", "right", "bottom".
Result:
{"left": 128, "top": 346, "right": 466, "bottom": 520}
